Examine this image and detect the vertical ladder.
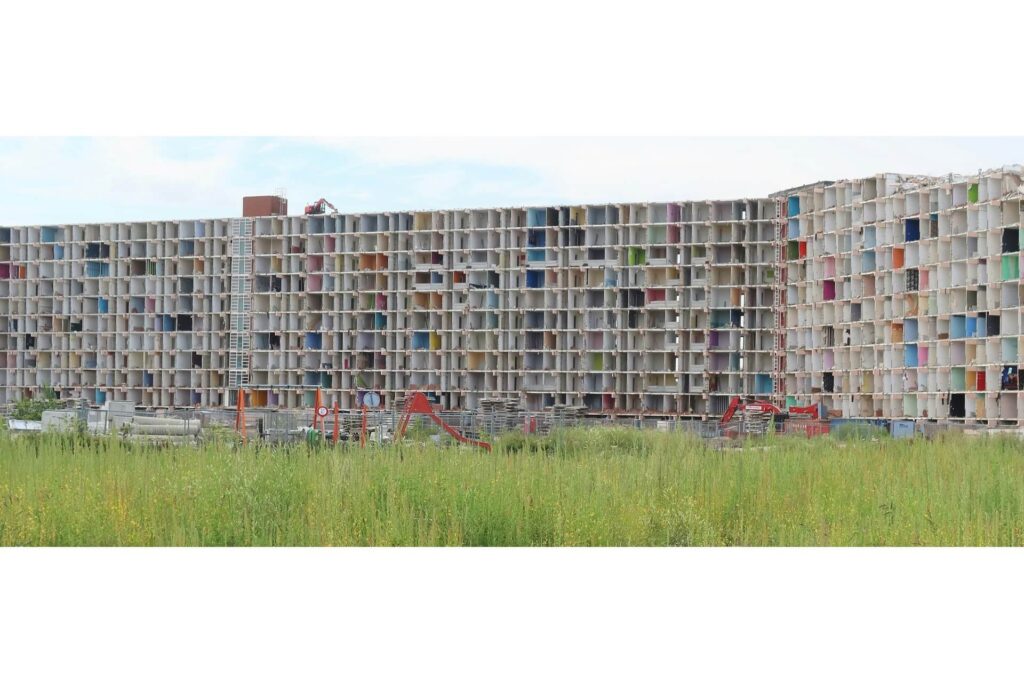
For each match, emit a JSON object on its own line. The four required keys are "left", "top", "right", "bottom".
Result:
{"left": 771, "top": 198, "right": 787, "bottom": 408}
{"left": 228, "top": 218, "right": 253, "bottom": 392}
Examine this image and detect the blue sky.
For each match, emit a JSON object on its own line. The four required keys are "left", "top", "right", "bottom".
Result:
{"left": 1, "top": 137, "right": 1023, "bottom": 225}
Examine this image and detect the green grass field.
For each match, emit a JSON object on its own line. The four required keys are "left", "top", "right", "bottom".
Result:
{"left": 1, "top": 428, "right": 1023, "bottom": 546}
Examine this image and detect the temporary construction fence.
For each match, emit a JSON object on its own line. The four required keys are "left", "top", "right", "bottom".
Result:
{"left": 177, "top": 405, "right": 581, "bottom": 445}
{"left": 780, "top": 419, "right": 831, "bottom": 438}
{"left": 0, "top": 397, "right": 838, "bottom": 445}
{"left": 187, "top": 401, "right": 688, "bottom": 445}
{"left": 17, "top": 400, "right": 994, "bottom": 445}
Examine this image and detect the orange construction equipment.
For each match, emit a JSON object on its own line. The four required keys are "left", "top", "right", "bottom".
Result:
{"left": 304, "top": 198, "right": 338, "bottom": 215}
{"left": 312, "top": 386, "right": 323, "bottom": 430}
{"left": 720, "top": 397, "right": 782, "bottom": 425}
{"left": 720, "top": 396, "right": 824, "bottom": 438}
{"left": 235, "top": 388, "right": 247, "bottom": 444}
{"left": 720, "top": 396, "right": 819, "bottom": 425}
{"left": 787, "top": 404, "right": 820, "bottom": 419}
{"left": 332, "top": 402, "right": 340, "bottom": 445}
{"left": 395, "top": 391, "right": 491, "bottom": 452}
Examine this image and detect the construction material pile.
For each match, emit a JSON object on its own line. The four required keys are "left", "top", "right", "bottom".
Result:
{"left": 476, "top": 397, "right": 525, "bottom": 436}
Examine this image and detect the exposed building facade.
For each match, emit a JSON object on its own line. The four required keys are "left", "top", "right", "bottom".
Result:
{"left": 783, "top": 166, "right": 1024, "bottom": 423}
{"left": 1, "top": 165, "right": 1021, "bottom": 423}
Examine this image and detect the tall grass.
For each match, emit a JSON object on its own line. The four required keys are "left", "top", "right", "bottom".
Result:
{"left": 1, "top": 428, "right": 1022, "bottom": 546}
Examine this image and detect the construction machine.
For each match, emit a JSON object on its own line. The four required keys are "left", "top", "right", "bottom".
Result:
{"left": 720, "top": 397, "right": 783, "bottom": 425}
{"left": 394, "top": 392, "right": 492, "bottom": 451}
{"left": 719, "top": 397, "right": 820, "bottom": 436}
{"left": 304, "top": 198, "right": 339, "bottom": 215}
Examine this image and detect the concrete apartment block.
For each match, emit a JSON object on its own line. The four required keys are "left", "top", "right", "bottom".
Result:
{"left": 1, "top": 164, "right": 1021, "bottom": 424}
{"left": 0, "top": 220, "right": 235, "bottom": 408}
{"left": 241, "top": 199, "right": 778, "bottom": 415}
{"left": 782, "top": 166, "right": 1024, "bottom": 424}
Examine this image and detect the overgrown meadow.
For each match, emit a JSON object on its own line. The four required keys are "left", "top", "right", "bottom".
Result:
{"left": 1, "top": 428, "right": 1022, "bottom": 546}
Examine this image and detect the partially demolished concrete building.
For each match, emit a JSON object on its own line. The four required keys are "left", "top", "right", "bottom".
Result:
{"left": 1, "top": 165, "right": 1022, "bottom": 424}
{"left": 783, "top": 166, "right": 1024, "bottom": 423}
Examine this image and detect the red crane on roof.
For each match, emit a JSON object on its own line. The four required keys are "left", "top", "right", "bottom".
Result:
{"left": 304, "top": 198, "right": 338, "bottom": 215}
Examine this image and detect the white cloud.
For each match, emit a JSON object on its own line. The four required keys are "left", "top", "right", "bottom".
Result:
{"left": 4, "top": 136, "right": 1024, "bottom": 224}
{"left": 409, "top": 168, "right": 467, "bottom": 200}
{"left": 89, "top": 138, "right": 240, "bottom": 204}
{"left": 318, "top": 137, "right": 1024, "bottom": 207}
{"left": 0, "top": 138, "right": 248, "bottom": 223}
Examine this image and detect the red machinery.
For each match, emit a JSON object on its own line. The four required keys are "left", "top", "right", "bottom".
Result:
{"left": 787, "top": 404, "right": 821, "bottom": 419}
{"left": 720, "top": 397, "right": 782, "bottom": 425}
{"left": 235, "top": 387, "right": 247, "bottom": 444}
{"left": 395, "top": 392, "right": 492, "bottom": 452}
{"left": 304, "top": 198, "right": 338, "bottom": 215}
{"left": 720, "top": 397, "right": 821, "bottom": 437}
{"left": 720, "top": 397, "right": 820, "bottom": 424}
